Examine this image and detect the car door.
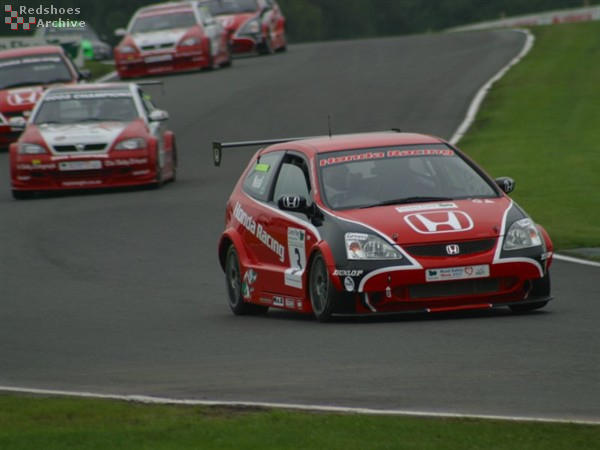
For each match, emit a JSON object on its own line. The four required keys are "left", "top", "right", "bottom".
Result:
{"left": 266, "top": 152, "right": 317, "bottom": 301}
{"left": 137, "top": 88, "right": 170, "bottom": 171}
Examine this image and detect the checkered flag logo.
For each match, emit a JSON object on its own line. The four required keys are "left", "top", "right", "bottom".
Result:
{"left": 5, "top": 5, "right": 36, "bottom": 30}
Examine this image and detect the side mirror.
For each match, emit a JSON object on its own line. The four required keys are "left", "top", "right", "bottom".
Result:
{"left": 114, "top": 28, "right": 127, "bottom": 37}
{"left": 278, "top": 195, "right": 308, "bottom": 213}
{"left": 148, "top": 110, "right": 169, "bottom": 122}
{"left": 78, "top": 69, "right": 91, "bottom": 80}
{"left": 495, "top": 177, "right": 515, "bottom": 194}
{"left": 8, "top": 116, "right": 27, "bottom": 130}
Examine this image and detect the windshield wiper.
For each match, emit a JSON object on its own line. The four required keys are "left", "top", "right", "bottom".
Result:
{"left": 360, "top": 196, "right": 454, "bottom": 209}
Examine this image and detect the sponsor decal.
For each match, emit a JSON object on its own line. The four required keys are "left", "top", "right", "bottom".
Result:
{"left": 344, "top": 276, "right": 355, "bottom": 292}
{"left": 62, "top": 180, "right": 102, "bottom": 187}
{"left": 405, "top": 211, "right": 473, "bottom": 234}
{"left": 242, "top": 269, "right": 257, "bottom": 300}
{"left": 273, "top": 296, "right": 284, "bottom": 307}
{"left": 285, "top": 298, "right": 296, "bottom": 309}
{"left": 426, "top": 264, "right": 489, "bottom": 282}
{"left": 333, "top": 269, "right": 364, "bottom": 276}
{"left": 16, "top": 162, "right": 56, "bottom": 170}
{"left": 45, "top": 92, "right": 133, "bottom": 101}
{"left": 285, "top": 227, "right": 306, "bottom": 289}
{"left": 396, "top": 202, "right": 457, "bottom": 213}
{"left": 7, "top": 88, "right": 43, "bottom": 106}
{"left": 104, "top": 158, "right": 148, "bottom": 167}
{"left": 319, "top": 149, "right": 455, "bottom": 166}
{"left": 345, "top": 232, "right": 368, "bottom": 241}
{"left": 132, "top": 169, "right": 151, "bottom": 176}
{"left": 233, "top": 202, "right": 285, "bottom": 262}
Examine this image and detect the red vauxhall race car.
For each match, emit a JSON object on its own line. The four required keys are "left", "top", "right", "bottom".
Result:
{"left": 9, "top": 83, "right": 177, "bottom": 199}
{"left": 114, "top": 1, "right": 232, "bottom": 79}
{"left": 199, "top": 0, "right": 287, "bottom": 54}
{"left": 215, "top": 132, "right": 554, "bottom": 321}
{"left": 0, "top": 45, "right": 86, "bottom": 148}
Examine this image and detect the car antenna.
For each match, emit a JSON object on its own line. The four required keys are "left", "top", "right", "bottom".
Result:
{"left": 328, "top": 115, "right": 332, "bottom": 138}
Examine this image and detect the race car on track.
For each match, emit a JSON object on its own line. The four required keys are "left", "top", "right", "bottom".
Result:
{"left": 214, "top": 131, "right": 554, "bottom": 321}
{"left": 9, "top": 83, "right": 177, "bottom": 199}
{"left": 0, "top": 45, "right": 87, "bottom": 148}
{"left": 199, "top": 0, "right": 287, "bottom": 54}
{"left": 114, "top": 0, "right": 232, "bottom": 79}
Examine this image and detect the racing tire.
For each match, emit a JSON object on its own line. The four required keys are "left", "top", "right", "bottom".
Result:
{"left": 12, "top": 190, "right": 34, "bottom": 200}
{"left": 225, "top": 246, "right": 269, "bottom": 315}
{"left": 258, "top": 34, "right": 273, "bottom": 55}
{"left": 510, "top": 272, "right": 550, "bottom": 313}
{"left": 170, "top": 142, "right": 178, "bottom": 183}
{"left": 308, "top": 252, "right": 339, "bottom": 322}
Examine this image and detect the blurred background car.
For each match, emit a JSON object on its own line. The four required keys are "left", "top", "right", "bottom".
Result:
{"left": 9, "top": 82, "right": 177, "bottom": 199}
{"left": 34, "top": 23, "right": 113, "bottom": 61}
{"left": 0, "top": 45, "right": 88, "bottom": 149}
{"left": 113, "top": 1, "right": 232, "bottom": 79}
{"left": 198, "top": 0, "right": 286, "bottom": 55}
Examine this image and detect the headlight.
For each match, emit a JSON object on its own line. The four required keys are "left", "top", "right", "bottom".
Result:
{"left": 345, "top": 233, "right": 403, "bottom": 260}
{"left": 115, "top": 138, "right": 146, "bottom": 150}
{"left": 240, "top": 19, "right": 260, "bottom": 34}
{"left": 118, "top": 45, "right": 136, "bottom": 54}
{"left": 18, "top": 143, "right": 46, "bottom": 154}
{"left": 503, "top": 218, "right": 542, "bottom": 250}
{"left": 180, "top": 37, "right": 200, "bottom": 46}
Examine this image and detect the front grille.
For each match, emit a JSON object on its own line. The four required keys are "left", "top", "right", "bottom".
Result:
{"left": 405, "top": 239, "right": 497, "bottom": 257}
{"left": 53, "top": 143, "right": 107, "bottom": 153}
{"left": 141, "top": 43, "right": 174, "bottom": 51}
{"left": 408, "top": 278, "right": 500, "bottom": 299}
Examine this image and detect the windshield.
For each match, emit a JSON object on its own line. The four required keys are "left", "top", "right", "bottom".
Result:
{"left": 318, "top": 144, "right": 498, "bottom": 210}
{"left": 34, "top": 92, "right": 138, "bottom": 124}
{"left": 0, "top": 55, "right": 74, "bottom": 90}
{"left": 46, "top": 27, "right": 97, "bottom": 39}
{"left": 131, "top": 11, "right": 196, "bottom": 33}
{"left": 206, "top": 0, "right": 258, "bottom": 15}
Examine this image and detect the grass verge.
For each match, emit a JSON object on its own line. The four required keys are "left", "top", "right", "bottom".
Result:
{"left": 1, "top": 395, "right": 599, "bottom": 450}
{"left": 458, "top": 21, "right": 600, "bottom": 251}
{"left": 84, "top": 60, "right": 116, "bottom": 81}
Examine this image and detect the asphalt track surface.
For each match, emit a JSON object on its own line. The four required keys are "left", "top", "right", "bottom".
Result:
{"left": 1, "top": 30, "right": 599, "bottom": 423}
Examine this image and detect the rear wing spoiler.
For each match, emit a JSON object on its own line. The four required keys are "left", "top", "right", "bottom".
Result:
{"left": 212, "top": 137, "right": 319, "bottom": 166}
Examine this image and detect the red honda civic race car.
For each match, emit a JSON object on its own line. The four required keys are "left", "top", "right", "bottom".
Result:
{"left": 214, "top": 132, "right": 554, "bottom": 322}
{"left": 0, "top": 45, "right": 87, "bottom": 148}
{"left": 10, "top": 82, "right": 177, "bottom": 199}
{"left": 199, "top": 0, "right": 287, "bottom": 54}
{"left": 114, "top": 0, "right": 232, "bottom": 79}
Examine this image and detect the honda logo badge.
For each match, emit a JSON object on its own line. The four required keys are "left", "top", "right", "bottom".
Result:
{"left": 404, "top": 211, "right": 473, "bottom": 234}
{"left": 446, "top": 244, "right": 460, "bottom": 255}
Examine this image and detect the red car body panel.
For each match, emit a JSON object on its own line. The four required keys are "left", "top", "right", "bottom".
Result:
{"left": 0, "top": 46, "right": 79, "bottom": 147}
{"left": 218, "top": 132, "right": 553, "bottom": 319}
{"left": 115, "top": 3, "right": 231, "bottom": 79}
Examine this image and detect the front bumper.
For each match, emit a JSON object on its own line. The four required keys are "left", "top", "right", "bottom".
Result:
{"left": 332, "top": 256, "right": 550, "bottom": 315}
{"left": 11, "top": 152, "right": 157, "bottom": 192}
{"left": 115, "top": 49, "right": 209, "bottom": 78}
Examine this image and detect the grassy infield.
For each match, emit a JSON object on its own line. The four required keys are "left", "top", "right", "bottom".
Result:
{"left": 1, "top": 21, "right": 599, "bottom": 450}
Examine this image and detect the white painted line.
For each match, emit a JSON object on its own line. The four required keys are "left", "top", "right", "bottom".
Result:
{"left": 554, "top": 254, "right": 600, "bottom": 268}
{"left": 449, "top": 29, "right": 534, "bottom": 145}
{"left": 2, "top": 386, "right": 598, "bottom": 425}
{"left": 96, "top": 71, "right": 118, "bottom": 83}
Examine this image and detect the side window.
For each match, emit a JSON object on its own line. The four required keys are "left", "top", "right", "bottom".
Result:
{"left": 272, "top": 155, "right": 312, "bottom": 206}
{"left": 242, "top": 151, "right": 283, "bottom": 200}
{"left": 138, "top": 89, "right": 155, "bottom": 116}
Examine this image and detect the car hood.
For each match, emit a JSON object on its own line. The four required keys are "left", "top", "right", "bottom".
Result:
{"left": 0, "top": 86, "right": 46, "bottom": 114}
{"left": 131, "top": 29, "right": 188, "bottom": 49}
{"left": 331, "top": 198, "right": 511, "bottom": 245}
{"left": 216, "top": 13, "right": 255, "bottom": 32}
{"left": 36, "top": 122, "right": 129, "bottom": 148}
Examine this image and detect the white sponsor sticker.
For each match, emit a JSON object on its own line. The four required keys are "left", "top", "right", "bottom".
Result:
{"left": 144, "top": 54, "right": 173, "bottom": 63}
{"left": 396, "top": 203, "right": 458, "bottom": 213}
{"left": 58, "top": 160, "right": 102, "bottom": 171}
{"left": 285, "top": 227, "right": 306, "bottom": 289}
{"left": 426, "top": 264, "right": 490, "bottom": 282}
